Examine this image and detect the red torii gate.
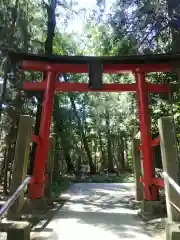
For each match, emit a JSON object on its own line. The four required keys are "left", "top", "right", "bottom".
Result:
{"left": 9, "top": 52, "right": 178, "bottom": 201}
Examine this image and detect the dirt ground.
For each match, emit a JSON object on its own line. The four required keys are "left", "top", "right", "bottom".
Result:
{"left": 30, "top": 183, "right": 166, "bottom": 240}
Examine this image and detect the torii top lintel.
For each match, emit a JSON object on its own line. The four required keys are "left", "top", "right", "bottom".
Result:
{"left": 8, "top": 51, "right": 180, "bottom": 74}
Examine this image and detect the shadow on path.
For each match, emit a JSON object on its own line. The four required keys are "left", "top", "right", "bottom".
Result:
{"left": 31, "top": 183, "right": 153, "bottom": 240}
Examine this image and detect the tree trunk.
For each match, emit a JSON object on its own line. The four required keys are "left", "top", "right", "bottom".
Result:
{"left": 53, "top": 136, "right": 60, "bottom": 181}
{"left": 94, "top": 140, "right": 98, "bottom": 171}
{"left": 63, "top": 150, "right": 74, "bottom": 173}
{"left": 44, "top": 1, "right": 56, "bottom": 55}
{"left": 167, "top": 0, "right": 180, "bottom": 80}
{"left": 82, "top": 131, "right": 96, "bottom": 173}
{"left": 105, "top": 109, "right": 114, "bottom": 173}
{"left": 98, "top": 131, "right": 106, "bottom": 172}
{"left": 53, "top": 95, "right": 75, "bottom": 173}
{"left": 167, "top": 1, "right": 180, "bottom": 53}
{"left": 124, "top": 138, "right": 129, "bottom": 170}
{"left": 0, "top": 0, "right": 19, "bottom": 120}
{"left": 54, "top": 125, "right": 74, "bottom": 173}
{"left": 75, "top": 156, "right": 81, "bottom": 180}
{"left": 119, "top": 137, "right": 125, "bottom": 170}
{"left": 59, "top": 134, "right": 74, "bottom": 173}
{"left": 69, "top": 94, "right": 96, "bottom": 174}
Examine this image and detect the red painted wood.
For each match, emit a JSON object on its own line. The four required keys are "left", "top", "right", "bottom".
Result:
{"left": 152, "top": 178, "right": 165, "bottom": 188}
{"left": 28, "top": 71, "right": 56, "bottom": 199}
{"left": 24, "top": 82, "right": 137, "bottom": 92}
{"left": 24, "top": 82, "right": 170, "bottom": 93}
{"left": 21, "top": 61, "right": 172, "bottom": 73}
{"left": 138, "top": 137, "right": 160, "bottom": 150}
{"left": 147, "top": 83, "right": 170, "bottom": 93}
{"left": 152, "top": 137, "right": 160, "bottom": 147}
{"left": 138, "top": 145, "right": 142, "bottom": 151}
{"left": 140, "top": 177, "right": 164, "bottom": 188}
{"left": 32, "top": 135, "right": 41, "bottom": 145}
{"left": 136, "top": 72, "right": 158, "bottom": 200}
{"left": 24, "top": 81, "right": 46, "bottom": 91}
{"left": 55, "top": 83, "right": 137, "bottom": 92}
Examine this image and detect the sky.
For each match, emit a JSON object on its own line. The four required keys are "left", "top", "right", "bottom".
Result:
{"left": 76, "top": 0, "right": 97, "bottom": 8}
{"left": 57, "top": 0, "right": 114, "bottom": 35}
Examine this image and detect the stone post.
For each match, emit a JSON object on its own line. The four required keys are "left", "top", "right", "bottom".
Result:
{"left": 158, "top": 117, "right": 180, "bottom": 240}
{"left": 132, "top": 137, "right": 143, "bottom": 201}
{"left": 7, "top": 115, "right": 33, "bottom": 220}
{"left": 0, "top": 221, "right": 30, "bottom": 240}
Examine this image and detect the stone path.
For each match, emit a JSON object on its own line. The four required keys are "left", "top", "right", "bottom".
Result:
{"left": 31, "top": 183, "right": 164, "bottom": 240}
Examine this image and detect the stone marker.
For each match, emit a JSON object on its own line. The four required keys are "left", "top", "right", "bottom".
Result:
{"left": 7, "top": 115, "right": 33, "bottom": 220}
{"left": 158, "top": 117, "right": 180, "bottom": 240}
{"left": 132, "top": 137, "right": 143, "bottom": 201}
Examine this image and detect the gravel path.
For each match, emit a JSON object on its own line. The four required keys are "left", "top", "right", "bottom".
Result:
{"left": 31, "top": 183, "right": 165, "bottom": 240}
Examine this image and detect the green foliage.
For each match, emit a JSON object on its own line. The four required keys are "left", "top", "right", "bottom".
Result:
{"left": 52, "top": 174, "right": 73, "bottom": 198}
{"left": 0, "top": 0, "right": 180, "bottom": 195}
{"left": 77, "top": 173, "right": 134, "bottom": 183}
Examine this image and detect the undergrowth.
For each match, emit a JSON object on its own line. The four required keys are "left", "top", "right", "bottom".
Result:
{"left": 52, "top": 172, "right": 135, "bottom": 198}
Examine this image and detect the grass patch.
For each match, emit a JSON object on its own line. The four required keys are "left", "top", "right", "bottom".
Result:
{"left": 76, "top": 172, "right": 135, "bottom": 183}
{"left": 52, "top": 174, "right": 73, "bottom": 198}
